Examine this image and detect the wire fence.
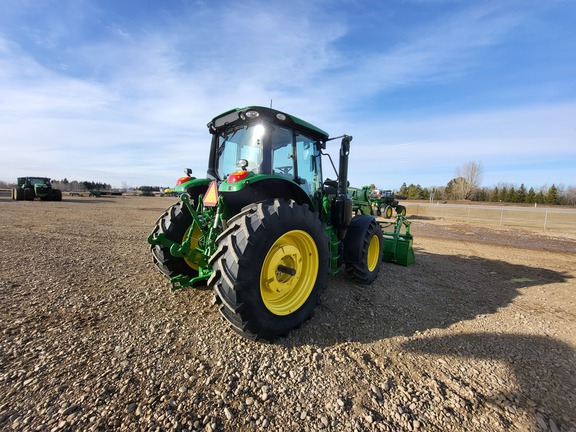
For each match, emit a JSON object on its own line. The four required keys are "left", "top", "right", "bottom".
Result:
{"left": 406, "top": 202, "right": 576, "bottom": 231}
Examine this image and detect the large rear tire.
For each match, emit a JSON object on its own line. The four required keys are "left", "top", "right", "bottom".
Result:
{"left": 53, "top": 189, "right": 62, "bottom": 201}
{"left": 209, "top": 199, "right": 328, "bottom": 341}
{"left": 13, "top": 188, "right": 24, "bottom": 200}
{"left": 344, "top": 215, "right": 384, "bottom": 284}
{"left": 149, "top": 201, "right": 199, "bottom": 279}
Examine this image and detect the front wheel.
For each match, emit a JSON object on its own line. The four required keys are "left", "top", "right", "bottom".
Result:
{"left": 344, "top": 215, "right": 384, "bottom": 284}
{"left": 396, "top": 205, "right": 406, "bottom": 216}
{"left": 382, "top": 205, "right": 393, "bottom": 219}
{"left": 150, "top": 201, "right": 199, "bottom": 279}
{"left": 209, "top": 199, "right": 328, "bottom": 341}
{"left": 24, "top": 188, "right": 34, "bottom": 201}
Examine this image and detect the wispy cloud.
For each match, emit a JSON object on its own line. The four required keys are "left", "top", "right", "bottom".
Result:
{"left": 346, "top": 102, "right": 576, "bottom": 188}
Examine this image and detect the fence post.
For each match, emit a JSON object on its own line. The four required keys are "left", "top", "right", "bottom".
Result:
{"left": 544, "top": 209, "right": 548, "bottom": 230}
{"left": 467, "top": 206, "right": 471, "bottom": 223}
{"left": 500, "top": 208, "right": 504, "bottom": 226}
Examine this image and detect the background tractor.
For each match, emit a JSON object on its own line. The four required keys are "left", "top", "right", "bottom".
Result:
{"left": 148, "top": 106, "right": 412, "bottom": 341}
{"left": 12, "top": 177, "right": 62, "bottom": 201}
{"left": 349, "top": 186, "right": 406, "bottom": 218}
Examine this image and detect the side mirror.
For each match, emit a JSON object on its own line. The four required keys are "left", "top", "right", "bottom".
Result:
{"left": 236, "top": 159, "right": 249, "bottom": 171}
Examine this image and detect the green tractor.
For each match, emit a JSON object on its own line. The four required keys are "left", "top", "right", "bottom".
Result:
{"left": 12, "top": 177, "right": 62, "bottom": 201}
{"left": 148, "top": 106, "right": 405, "bottom": 341}
{"left": 349, "top": 186, "right": 406, "bottom": 219}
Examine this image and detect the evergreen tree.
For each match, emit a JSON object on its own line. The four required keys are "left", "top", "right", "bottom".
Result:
{"left": 478, "top": 188, "right": 485, "bottom": 201}
{"left": 407, "top": 184, "right": 423, "bottom": 200}
{"left": 398, "top": 182, "right": 408, "bottom": 196}
{"left": 507, "top": 186, "right": 517, "bottom": 203}
{"left": 526, "top": 187, "right": 536, "bottom": 203}
{"left": 517, "top": 184, "right": 526, "bottom": 203}
{"left": 498, "top": 186, "right": 508, "bottom": 202}
{"left": 546, "top": 184, "right": 559, "bottom": 205}
{"left": 490, "top": 187, "right": 499, "bottom": 202}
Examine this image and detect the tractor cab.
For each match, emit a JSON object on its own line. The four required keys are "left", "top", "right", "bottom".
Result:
{"left": 201, "top": 107, "right": 330, "bottom": 215}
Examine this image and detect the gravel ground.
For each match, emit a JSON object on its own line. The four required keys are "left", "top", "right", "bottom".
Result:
{"left": 1, "top": 195, "right": 575, "bottom": 431}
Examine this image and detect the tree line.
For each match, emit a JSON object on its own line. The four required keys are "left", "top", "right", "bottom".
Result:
{"left": 53, "top": 180, "right": 166, "bottom": 192}
{"left": 0, "top": 178, "right": 113, "bottom": 191}
{"left": 51, "top": 179, "right": 113, "bottom": 191}
{"left": 0, "top": 179, "right": 167, "bottom": 193}
{"left": 397, "top": 182, "right": 576, "bottom": 205}
{"left": 392, "top": 162, "right": 575, "bottom": 205}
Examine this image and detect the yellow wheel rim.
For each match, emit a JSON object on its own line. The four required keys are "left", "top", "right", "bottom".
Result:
{"left": 366, "top": 234, "right": 380, "bottom": 272}
{"left": 183, "top": 224, "right": 202, "bottom": 270}
{"left": 386, "top": 207, "right": 393, "bottom": 218}
{"left": 260, "top": 230, "right": 319, "bottom": 316}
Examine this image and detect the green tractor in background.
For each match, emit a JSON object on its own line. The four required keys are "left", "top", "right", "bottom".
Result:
{"left": 148, "top": 106, "right": 413, "bottom": 341}
{"left": 12, "top": 177, "right": 62, "bottom": 201}
{"left": 349, "top": 185, "right": 406, "bottom": 219}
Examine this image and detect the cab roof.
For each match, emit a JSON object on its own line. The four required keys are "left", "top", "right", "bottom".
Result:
{"left": 208, "top": 106, "right": 329, "bottom": 142}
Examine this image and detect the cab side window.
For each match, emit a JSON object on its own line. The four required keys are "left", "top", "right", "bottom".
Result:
{"left": 295, "top": 134, "right": 319, "bottom": 196}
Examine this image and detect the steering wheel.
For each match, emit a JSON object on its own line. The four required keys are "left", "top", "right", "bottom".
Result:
{"left": 275, "top": 166, "right": 292, "bottom": 175}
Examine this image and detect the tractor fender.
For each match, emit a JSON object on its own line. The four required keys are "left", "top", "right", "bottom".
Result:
{"left": 220, "top": 177, "right": 315, "bottom": 214}
{"left": 342, "top": 215, "right": 379, "bottom": 264}
{"left": 174, "top": 177, "right": 212, "bottom": 193}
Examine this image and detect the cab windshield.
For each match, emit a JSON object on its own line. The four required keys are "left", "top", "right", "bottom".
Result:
{"left": 216, "top": 125, "right": 265, "bottom": 179}
{"left": 215, "top": 123, "right": 321, "bottom": 195}
{"left": 29, "top": 178, "right": 49, "bottom": 186}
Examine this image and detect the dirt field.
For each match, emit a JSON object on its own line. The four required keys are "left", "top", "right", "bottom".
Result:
{"left": 1, "top": 195, "right": 575, "bottom": 431}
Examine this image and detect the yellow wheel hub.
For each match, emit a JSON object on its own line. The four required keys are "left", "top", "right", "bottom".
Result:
{"left": 366, "top": 234, "right": 380, "bottom": 272}
{"left": 260, "top": 230, "right": 319, "bottom": 316}
{"left": 183, "top": 224, "right": 203, "bottom": 270}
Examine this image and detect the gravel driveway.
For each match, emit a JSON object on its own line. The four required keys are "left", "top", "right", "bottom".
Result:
{"left": 1, "top": 196, "right": 575, "bottom": 431}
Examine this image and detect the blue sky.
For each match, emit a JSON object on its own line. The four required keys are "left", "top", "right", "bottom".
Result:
{"left": 1, "top": 0, "right": 574, "bottom": 190}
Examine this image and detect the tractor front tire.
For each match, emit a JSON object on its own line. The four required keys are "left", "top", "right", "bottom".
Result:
{"left": 150, "top": 201, "right": 199, "bottom": 280}
{"left": 396, "top": 205, "right": 406, "bottom": 216}
{"left": 53, "top": 189, "right": 62, "bottom": 201}
{"left": 382, "top": 205, "right": 393, "bottom": 218}
{"left": 344, "top": 215, "right": 384, "bottom": 284}
{"left": 24, "top": 188, "right": 34, "bottom": 201}
{"left": 209, "top": 199, "right": 328, "bottom": 341}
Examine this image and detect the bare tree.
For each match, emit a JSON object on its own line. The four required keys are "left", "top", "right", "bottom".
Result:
{"left": 452, "top": 161, "right": 483, "bottom": 200}
{"left": 563, "top": 185, "right": 576, "bottom": 205}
